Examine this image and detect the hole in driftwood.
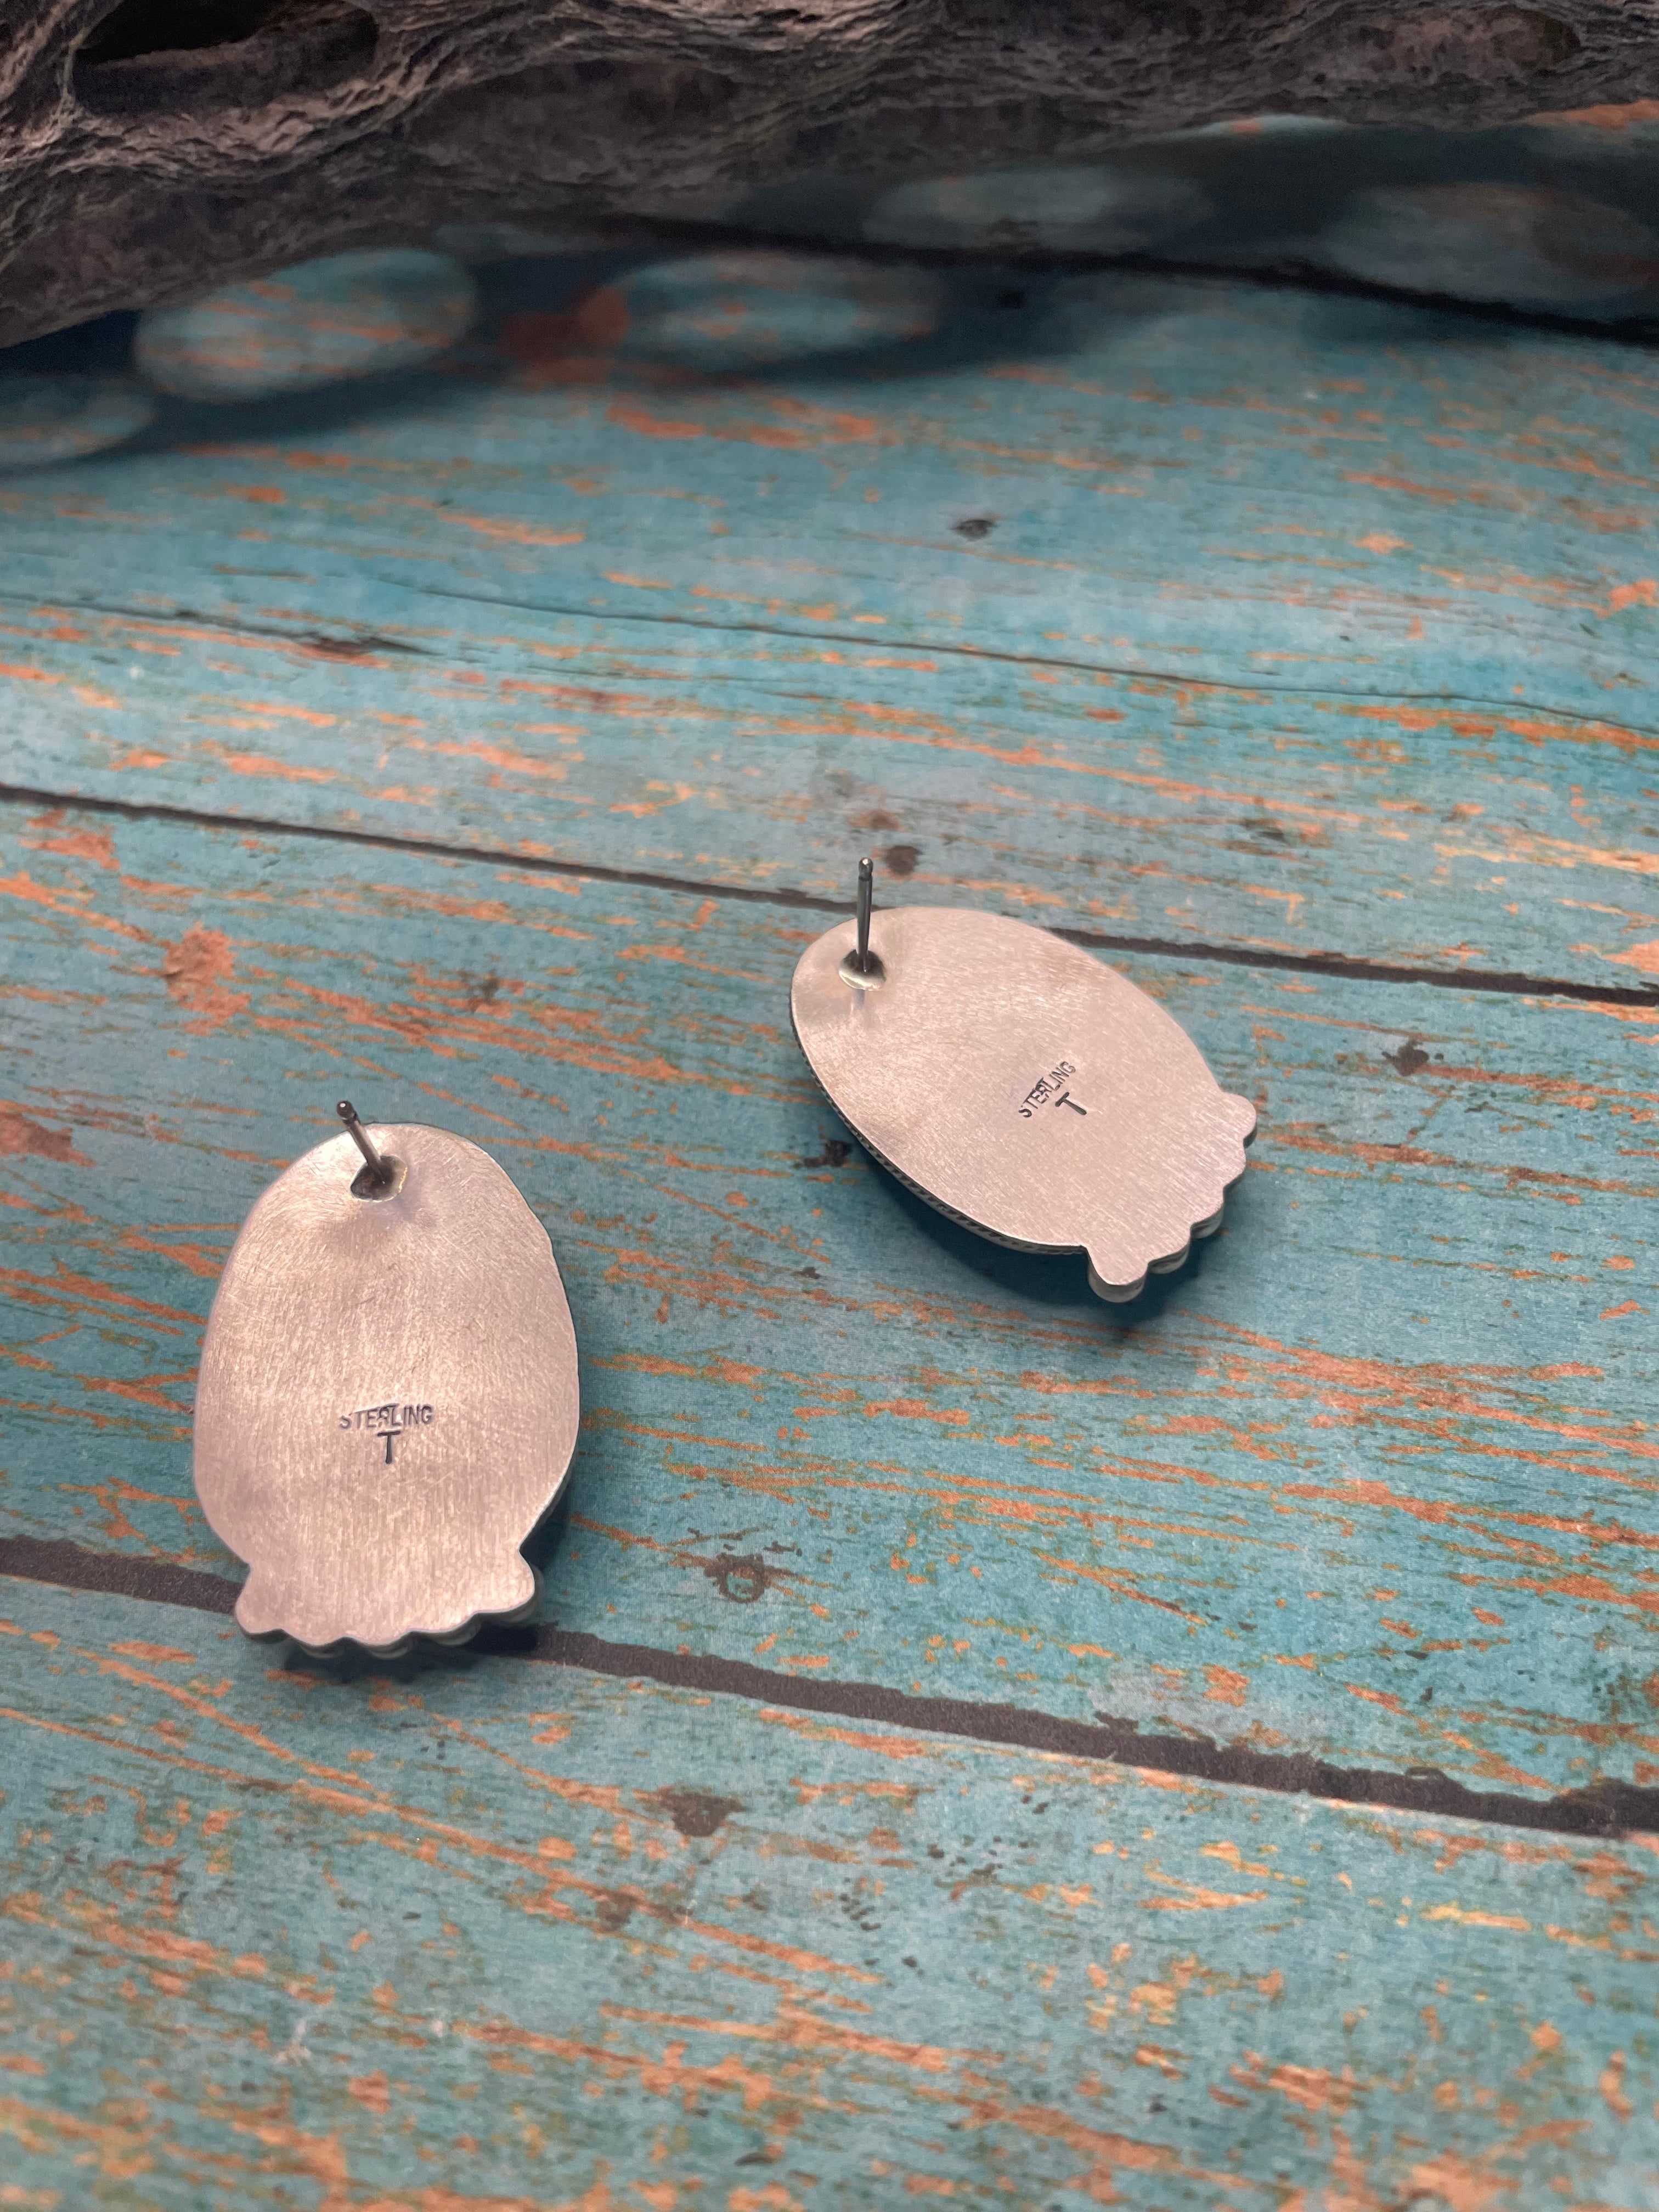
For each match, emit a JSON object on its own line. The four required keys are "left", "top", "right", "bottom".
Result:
{"left": 79, "top": 0, "right": 296, "bottom": 65}
{"left": 75, "top": 0, "right": 377, "bottom": 113}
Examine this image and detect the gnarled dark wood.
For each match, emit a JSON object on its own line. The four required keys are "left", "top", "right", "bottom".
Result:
{"left": 2, "top": 0, "right": 1655, "bottom": 343}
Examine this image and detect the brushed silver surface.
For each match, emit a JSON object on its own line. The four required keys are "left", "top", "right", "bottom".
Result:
{"left": 791, "top": 907, "right": 1256, "bottom": 1302}
{"left": 194, "top": 1122, "right": 579, "bottom": 1654}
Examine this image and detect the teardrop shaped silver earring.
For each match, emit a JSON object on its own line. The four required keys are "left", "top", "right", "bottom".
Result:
{"left": 791, "top": 862, "right": 1255, "bottom": 1302}
{"left": 193, "top": 1103, "right": 579, "bottom": 1655}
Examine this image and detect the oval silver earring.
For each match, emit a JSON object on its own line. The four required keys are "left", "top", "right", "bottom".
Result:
{"left": 791, "top": 864, "right": 1255, "bottom": 1302}
{"left": 193, "top": 1103, "right": 579, "bottom": 1655}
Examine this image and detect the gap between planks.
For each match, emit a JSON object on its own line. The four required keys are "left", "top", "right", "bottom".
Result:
{"left": 4, "top": 1534, "right": 1656, "bottom": 1844}
{"left": 5, "top": 774, "right": 1657, "bottom": 1011}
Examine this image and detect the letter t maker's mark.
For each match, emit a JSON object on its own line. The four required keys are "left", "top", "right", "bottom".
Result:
{"left": 336, "top": 1402, "right": 436, "bottom": 1464}
{"left": 1018, "top": 1059, "right": 1086, "bottom": 1118}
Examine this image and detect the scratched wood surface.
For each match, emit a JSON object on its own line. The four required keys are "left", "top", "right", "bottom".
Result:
{"left": 4, "top": 1573, "right": 1657, "bottom": 2212}
{"left": 4, "top": 795, "right": 1657, "bottom": 1801}
{"left": 7, "top": 262, "right": 1659, "bottom": 987}
{"left": 5, "top": 244, "right": 1659, "bottom": 2205}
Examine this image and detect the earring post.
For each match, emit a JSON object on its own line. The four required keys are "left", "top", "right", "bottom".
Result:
{"left": 855, "top": 855, "right": 874, "bottom": 975}
{"left": 337, "top": 1101, "right": 392, "bottom": 1189}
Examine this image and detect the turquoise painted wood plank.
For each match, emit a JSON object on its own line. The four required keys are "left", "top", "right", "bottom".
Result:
{"left": 7, "top": 267, "right": 1659, "bottom": 986}
{"left": 7, "top": 586, "right": 1659, "bottom": 991}
{"left": 8, "top": 263, "right": 1649, "bottom": 716}
{"left": 3, "top": 1574, "right": 1656, "bottom": 2212}
{"left": 3, "top": 798, "right": 1657, "bottom": 1799}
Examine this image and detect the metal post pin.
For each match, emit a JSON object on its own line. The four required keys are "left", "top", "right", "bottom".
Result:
{"left": 337, "top": 1100, "right": 397, "bottom": 1197}
{"left": 839, "top": 855, "right": 886, "bottom": 990}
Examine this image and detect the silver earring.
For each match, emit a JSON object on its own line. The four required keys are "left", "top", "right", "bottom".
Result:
{"left": 791, "top": 861, "right": 1255, "bottom": 1302}
{"left": 193, "top": 1103, "right": 579, "bottom": 1655}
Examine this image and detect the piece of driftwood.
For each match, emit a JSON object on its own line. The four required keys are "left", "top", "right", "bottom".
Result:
{"left": 1, "top": 0, "right": 1656, "bottom": 345}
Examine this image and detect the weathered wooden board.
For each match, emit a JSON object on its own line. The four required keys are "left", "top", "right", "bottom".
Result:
{"left": 8, "top": 586, "right": 1659, "bottom": 993}
{"left": 4, "top": 797, "right": 1657, "bottom": 1799}
{"left": 3, "top": 1573, "right": 1655, "bottom": 2212}
{"left": 7, "top": 265, "right": 1659, "bottom": 986}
